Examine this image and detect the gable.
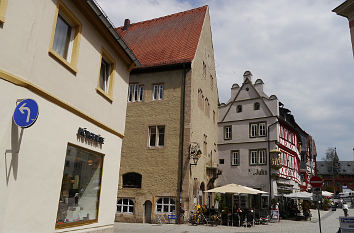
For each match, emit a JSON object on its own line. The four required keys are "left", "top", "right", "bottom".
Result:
{"left": 116, "top": 6, "right": 207, "bottom": 68}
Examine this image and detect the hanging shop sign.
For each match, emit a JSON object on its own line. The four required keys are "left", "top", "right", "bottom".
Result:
{"left": 13, "top": 99, "right": 39, "bottom": 128}
{"left": 77, "top": 127, "right": 104, "bottom": 144}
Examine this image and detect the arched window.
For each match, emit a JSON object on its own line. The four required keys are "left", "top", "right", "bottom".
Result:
{"left": 254, "top": 102, "right": 260, "bottom": 110}
{"left": 156, "top": 197, "right": 175, "bottom": 213}
{"left": 117, "top": 198, "right": 134, "bottom": 213}
{"left": 122, "top": 172, "right": 142, "bottom": 188}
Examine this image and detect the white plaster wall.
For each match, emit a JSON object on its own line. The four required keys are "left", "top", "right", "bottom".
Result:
{"left": 0, "top": 80, "right": 122, "bottom": 233}
{"left": 0, "top": 0, "right": 130, "bottom": 133}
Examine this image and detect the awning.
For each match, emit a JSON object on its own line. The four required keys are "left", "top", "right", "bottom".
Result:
{"left": 204, "top": 183, "right": 267, "bottom": 195}
{"left": 322, "top": 191, "right": 334, "bottom": 197}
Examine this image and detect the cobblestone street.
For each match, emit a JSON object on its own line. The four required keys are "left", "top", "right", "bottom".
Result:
{"left": 114, "top": 208, "right": 350, "bottom": 233}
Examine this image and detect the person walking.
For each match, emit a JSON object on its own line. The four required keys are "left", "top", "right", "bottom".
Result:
{"left": 343, "top": 201, "right": 349, "bottom": 217}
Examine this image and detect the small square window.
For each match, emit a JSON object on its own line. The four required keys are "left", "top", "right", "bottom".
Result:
{"left": 254, "top": 102, "right": 260, "bottom": 110}
{"left": 219, "top": 159, "right": 224, "bottom": 164}
{"left": 236, "top": 105, "right": 242, "bottom": 113}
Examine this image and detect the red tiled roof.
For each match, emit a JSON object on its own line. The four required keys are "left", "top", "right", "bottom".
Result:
{"left": 116, "top": 6, "right": 208, "bottom": 68}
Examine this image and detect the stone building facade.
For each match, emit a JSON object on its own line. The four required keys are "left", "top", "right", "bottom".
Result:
{"left": 217, "top": 72, "right": 316, "bottom": 200}
{"left": 115, "top": 6, "right": 219, "bottom": 223}
{"left": 0, "top": 1, "right": 138, "bottom": 233}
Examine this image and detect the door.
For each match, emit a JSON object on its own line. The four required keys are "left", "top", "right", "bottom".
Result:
{"left": 144, "top": 200, "right": 152, "bottom": 223}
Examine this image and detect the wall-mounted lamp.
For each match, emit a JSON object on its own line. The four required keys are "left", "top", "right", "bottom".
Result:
{"left": 190, "top": 142, "right": 202, "bottom": 166}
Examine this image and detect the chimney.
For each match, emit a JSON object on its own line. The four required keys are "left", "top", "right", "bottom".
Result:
{"left": 243, "top": 71, "right": 252, "bottom": 83}
{"left": 123, "top": 19, "right": 130, "bottom": 30}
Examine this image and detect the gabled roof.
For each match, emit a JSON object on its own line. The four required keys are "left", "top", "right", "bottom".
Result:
{"left": 116, "top": 6, "right": 208, "bottom": 68}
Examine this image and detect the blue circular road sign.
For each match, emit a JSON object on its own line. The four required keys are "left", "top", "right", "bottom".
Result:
{"left": 13, "top": 99, "right": 39, "bottom": 128}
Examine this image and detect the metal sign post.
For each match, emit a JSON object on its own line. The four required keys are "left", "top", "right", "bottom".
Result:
{"left": 310, "top": 176, "right": 323, "bottom": 233}
{"left": 318, "top": 201, "right": 322, "bottom": 233}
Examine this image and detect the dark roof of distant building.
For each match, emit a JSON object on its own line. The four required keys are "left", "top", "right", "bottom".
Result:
{"left": 317, "top": 161, "right": 354, "bottom": 175}
{"left": 116, "top": 6, "right": 208, "bottom": 68}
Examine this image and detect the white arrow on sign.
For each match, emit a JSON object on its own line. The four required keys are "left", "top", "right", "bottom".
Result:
{"left": 19, "top": 103, "right": 31, "bottom": 123}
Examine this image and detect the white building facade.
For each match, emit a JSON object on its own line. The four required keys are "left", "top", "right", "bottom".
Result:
{"left": 0, "top": 1, "right": 138, "bottom": 233}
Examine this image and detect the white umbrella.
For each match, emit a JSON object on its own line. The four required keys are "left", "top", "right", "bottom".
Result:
{"left": 322, "top": 191, "right": 334, "bottom": 197}
{"left": 284, "top": 191, "right": 312, "bottom": 200}
{"left": 205, "top": 183, "right": 267, "bottom": 195}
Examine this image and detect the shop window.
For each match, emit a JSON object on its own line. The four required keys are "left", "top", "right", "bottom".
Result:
{"left": 49, "top": 0, "right": 82, "bottom": 74}
{"left": 148, "top": 125, "right": 165, "bottom": 147}
{"left": 0, "top": 0, "right": 8, "bottom": 23}
{"left": 117, "top": 198, "right": 134, "bottom": 213}
{"left": 156, "top": 197, "right": 175, "bottom": 213}
{"left": 56, "top": 144, "right": 103, "bottom": 228}
{"left": 122, "top": 172, "right": 142, "bottom": 188}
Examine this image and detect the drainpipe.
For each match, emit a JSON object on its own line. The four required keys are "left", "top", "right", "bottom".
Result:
{"left": 267, "top": 119, "right": 278, "bottom": 208}
{"left": 177, "top": 65, "right": 188, "bottom": 224}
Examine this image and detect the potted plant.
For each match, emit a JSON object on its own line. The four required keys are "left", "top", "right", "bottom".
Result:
{"left": 322, "top": 197, "right": 331, "bottom": 211}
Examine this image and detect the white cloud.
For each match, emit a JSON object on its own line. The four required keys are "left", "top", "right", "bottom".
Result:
{"left": 96, "top": 0, "right": 354, "bottom": 160}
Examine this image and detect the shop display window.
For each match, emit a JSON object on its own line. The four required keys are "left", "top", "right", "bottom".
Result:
{"left": 56, "top": 143, "right": 103, "bottom": 228}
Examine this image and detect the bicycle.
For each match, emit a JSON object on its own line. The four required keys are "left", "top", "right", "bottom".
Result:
{"left": 153, "top": 214, "right": 167, "bottom": 225}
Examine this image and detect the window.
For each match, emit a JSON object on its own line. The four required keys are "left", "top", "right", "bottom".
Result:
{"left": 128, "top": 83, "right": 144, "bottom": 102}
{"left": 250, "top": 122, "right": 267, "bottom": 138}
{"left": 49, "top": 0, "right": 82, "bottom": 74}
{"left": 250, "top": 124, "right": 258, "bottom": 137}
{"left": 219, "top": 159, "right": 224, "bottom": 164}
{"left": 149, "top": 125, "right": 165, "bottom": 147}
{"left": 254, "top": 102, "right": 260, "bottom": 110}
{"left": 96, "top": 48, "right": 115, "bottom": 101}
{"left": 122, "top": 172, "right": 142, "bottom": 188}
{"left": 259, "top": 123, "right": 266, "bottom": 136}
{"left": 202, "top": 61, "right": 206, "bottom": 79}
{"left": 156, "top": 197, "right": 175, "bottom": 213}
{"left": 0, "top": 0, "right": 8, "bottom": 23}
{"left": 56, "top": 144, "right": 103, "bottom": 228}
{"left": 117, "top": 199, "right": 134, "bottom": 213}
{"left": 231, "top": 150, "right": 240, "bottom": 166}
{"left": 210, "top": 75, "right": 214, "bottom": 89}
{"left": 153, "top": 84, "right": 164, "bottom": 100}
{"left": 236, "top": 105, "right": 242, "bottom": 113}
{"left": 250, "top": 150, "right": 258, "bottom": 165}
{"left": 213, "top": 111, "right": 216, "bottom": 124}
{"left": 259, "top": 149, "right": 266, "bottom": 164}
{"left": 224, "top": 126, "right": 232, "bottom": 140}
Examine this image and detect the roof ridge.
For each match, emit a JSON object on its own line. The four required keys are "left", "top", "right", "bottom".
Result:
{"left": 116, "top": 5, "right": 208, "bottom": 29}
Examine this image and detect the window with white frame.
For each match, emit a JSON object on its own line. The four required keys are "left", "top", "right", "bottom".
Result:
{"left": 156, "top": 197, "right": 175, "bottom": 213}
{"left": 117, "top": 198, "right": 134, "bottom": 213}
{"left": 153, "top": 84, "right": 164, "bottom": 100}
{"left": 128, "top": 83, "right": 144, "bottom": 102}
{"left": 250, "top": 122, "right": 266, "bottom": 138}
{"left": 250, "top": 124, "right": 258, "bottom": 137}
{"left": 149, "top": 125, "right": 165, "bottom": 147}
{"left": 99, "top": 58, "right": 111, "bottom": 93}
{"left": 250, "top": 150, "right": 258, "bottom": 165}
{"left": 231, "top": 150, "right": 240, "bottom": 166}
{"left": 259, "top": 149, "right": 266, "bottom": 164}
{"left": 259, "top": 123, "right": 266, "bottom": 136}
{"left": 224, "top": 126, "right": 232, "bottom": 140}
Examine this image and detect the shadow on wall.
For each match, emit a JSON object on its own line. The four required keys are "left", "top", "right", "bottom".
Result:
{"left": 5, "top": 120, "right": 24, "bottom": 185}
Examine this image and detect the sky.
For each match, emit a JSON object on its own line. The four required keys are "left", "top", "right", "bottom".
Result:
{"left": 96, "top": 0, "right": 354, "bottom": 161}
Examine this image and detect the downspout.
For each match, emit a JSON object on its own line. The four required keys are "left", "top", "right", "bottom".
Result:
{"left": 267, "top": 118, "right": 278, "bottom": 209}
{"left": 177, "top": 65, "right": 188, "bottom": 224}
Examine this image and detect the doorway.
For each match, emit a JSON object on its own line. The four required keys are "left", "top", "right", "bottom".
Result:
{"left": 144, "top": 200, "right": 152, "bottom": 223}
